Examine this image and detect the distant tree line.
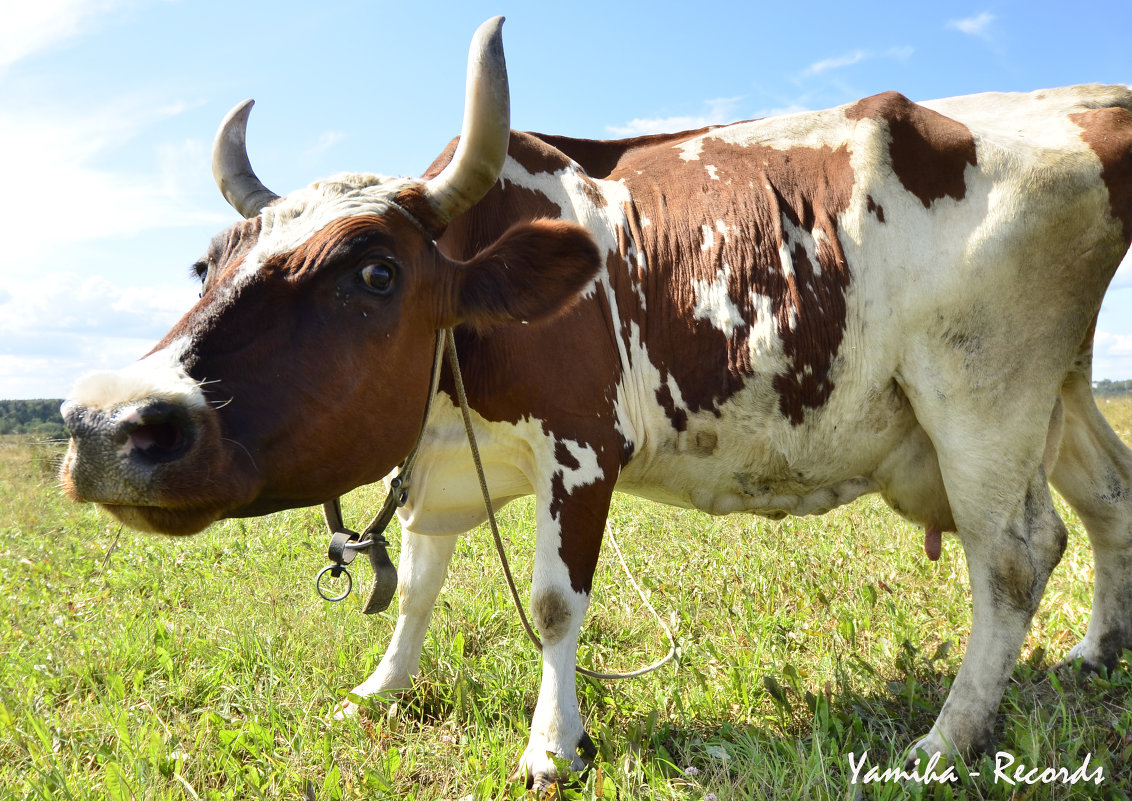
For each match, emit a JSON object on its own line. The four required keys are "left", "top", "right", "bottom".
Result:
{"left": 0, "top": 399, "right": 67, "bottom": 439}
{"left": 1093, "top": 379, "right": 1132, "bottom": 397}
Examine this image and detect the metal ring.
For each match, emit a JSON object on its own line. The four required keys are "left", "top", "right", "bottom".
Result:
{"left": 315, "top": 564, "right": 353, "bottom": 602}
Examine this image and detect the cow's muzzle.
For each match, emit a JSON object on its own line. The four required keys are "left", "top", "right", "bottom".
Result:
{"left": 59, "top": 363, "right": 259, "bottom": 535}
{"left": 63, "top": 399, "right": 196, "bottom": 466}
{"left": 60, "top": 397, "right": 201, "bottom": 507}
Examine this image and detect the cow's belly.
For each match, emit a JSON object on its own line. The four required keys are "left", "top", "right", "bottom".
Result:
{"left": 615, "top": 379, "right": 952, "bottom": 526}
{"left": 617, "top": 467, "right": 878, "bottom": 519}
{"left": 616, "top": 439, "right": 882, "bottom": 519}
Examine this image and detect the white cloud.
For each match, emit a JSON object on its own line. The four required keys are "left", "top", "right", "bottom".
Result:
{"left": 0, "top": 273, "right": 197, "bottom": 398}
{"left": 309, "top": 130, "right": 347, "bottom": 156}
{"left": 1094, "top": 329, "right": 1132, "bottom": 381}
{"left": 0, "top": 0, "right": 132, "bottom": 73}
{"left": 0, "top": 98, "right": 227, "bottom": 272}
{"left": 1096, "top": 331, "right": 1132, "bottom": 356}
{"left": 802, "top": 50, "right": 869, "bottom": 77}
{"left": 606, "top": 97, "right": 744, "bottom": 138}
{"left": 948, "top": 11, "right": 996, "bottom": 40}
{"left": 799, "top": 46, "right": 914, "bottom": 79}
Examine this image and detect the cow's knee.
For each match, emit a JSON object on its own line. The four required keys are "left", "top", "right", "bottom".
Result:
{"left": 532, "top": 587, "right": 576, "bottom": 645}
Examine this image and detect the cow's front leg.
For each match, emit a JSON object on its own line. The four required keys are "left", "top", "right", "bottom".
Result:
{"left": 515, "top": 455, "right": 615, "bottom": 793}
{"left": 910, "top": 468, "right": 1067, "bottom": 759}
{"left": 335, "top": 530, "right": 458, "bottom": 719}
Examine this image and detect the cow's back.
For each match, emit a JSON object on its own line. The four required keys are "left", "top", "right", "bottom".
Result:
{"left": 586, "top": 86, "right": 1132, "bottom": 521}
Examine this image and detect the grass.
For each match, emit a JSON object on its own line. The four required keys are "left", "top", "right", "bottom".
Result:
{"left": 2, "top": 399, "right": 1132, "bottom": 800}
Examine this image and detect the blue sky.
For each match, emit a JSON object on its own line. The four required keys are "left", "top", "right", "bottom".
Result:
{"left": 1, "top": 0, "right": 1130, "bottom": 398}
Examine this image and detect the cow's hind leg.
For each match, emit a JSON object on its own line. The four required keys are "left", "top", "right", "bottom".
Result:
{"left": 897, "top": 355, "right": 1071, "bottom": 759}
{"left": 334, "top": 530, "right": 458, "bottom": 718}
{"left": 911, "top": 465, "right": 1068, "bottom": 757}
{"left": 1051, "top": 371, "right": 1132, "bottom": 669}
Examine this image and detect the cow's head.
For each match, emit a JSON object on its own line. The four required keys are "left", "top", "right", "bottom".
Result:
{"left": 59, "top": 17, "right": 602, "bottom": 535}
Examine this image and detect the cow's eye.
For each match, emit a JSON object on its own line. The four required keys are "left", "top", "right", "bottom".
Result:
{"left": 359, "top": 260, "right": 396, "bottom": 295}
{"left": 190, "top": 260, "right": 210, "bottom": 298}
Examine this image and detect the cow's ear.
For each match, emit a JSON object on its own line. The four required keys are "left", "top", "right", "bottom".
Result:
{"left": 450, "top": 219, "right": 602, "bottom": 332}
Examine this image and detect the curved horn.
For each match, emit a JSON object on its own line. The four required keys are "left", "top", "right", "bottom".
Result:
{"left": 212, "top": 99, "right": 280, "bottom": 219}
{"left": 422, "top": 16, "right": 511, "bottom": 224}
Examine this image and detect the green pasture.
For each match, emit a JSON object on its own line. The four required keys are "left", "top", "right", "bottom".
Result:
{"left": 2, "top": 399, "right": 1132, "bottom": 799}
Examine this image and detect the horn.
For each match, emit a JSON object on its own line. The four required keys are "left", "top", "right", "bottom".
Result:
{"left": 212, "top": 99, "right": 280, "bottom": 218}
{"left": 422, "top": 16, "right": 511, "bottom": 224}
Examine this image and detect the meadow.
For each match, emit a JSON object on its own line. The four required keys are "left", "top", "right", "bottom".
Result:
{"left": 2, "top": 398, "right": 1132, "bottom": 800}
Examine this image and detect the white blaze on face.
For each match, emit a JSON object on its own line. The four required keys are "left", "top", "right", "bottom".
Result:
{"left": 233, "top": 173, "right": 423, "bottom": 286}
{"left": 65, "top": 337, "right": 205, "bottom": 413}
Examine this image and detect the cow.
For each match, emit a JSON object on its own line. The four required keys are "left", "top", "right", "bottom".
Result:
{"left": 58, "top": 16, "right": 1132, "bottom": 792}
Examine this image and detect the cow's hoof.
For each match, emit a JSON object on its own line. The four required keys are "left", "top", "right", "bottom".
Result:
{"left": 1055, "top": 639, "right": 1113, "bottom": 673}
{"left": 905, "top": 730, "right": 954, "bottom": 771}
{"left": 332, "top": 698, "right": 360, "bottom": 721}
{"left": 511, "top": 732, "right": 595, "bottom": 796}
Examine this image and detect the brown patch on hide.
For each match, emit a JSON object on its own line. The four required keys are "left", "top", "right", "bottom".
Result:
{"left": 655, "top": 383, "right": 688, "bottom": 432}
{"left": 430, "top": 132, "right": 630, "bottom": 597}
{"left": 551, "top": 460, "right": 616, "bottom": 595}
{"left": 866, "top": 195, "right": 886, "bottom": 223}
{"left": 847, "top": 91, "right": 977, "bottom": 208}
{"left": 1072, "top": 107, "right": 1132, "bottom": 243}
{"left": 534, "top": 127, "right": 719, "bottom": 179}
{"left": 606, "top": 132, "right": 856, "bottom": 425}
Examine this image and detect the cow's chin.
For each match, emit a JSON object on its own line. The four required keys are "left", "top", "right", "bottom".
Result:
{"left": 100, "top": 493, "right": 345, "bottom": 535}
{"left": 99, "top": 503, "right": 224, "bottom": 536}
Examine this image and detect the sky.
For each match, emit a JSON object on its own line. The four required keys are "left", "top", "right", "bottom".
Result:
{"left": 1, "top": 0, "right": 1130, "bottom": 399}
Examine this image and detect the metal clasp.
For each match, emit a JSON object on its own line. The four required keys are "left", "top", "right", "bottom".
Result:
{"left": 316, "top": 530, "right": 374, "bottom": 602}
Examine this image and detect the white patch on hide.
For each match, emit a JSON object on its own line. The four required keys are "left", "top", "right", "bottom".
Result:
{"left": 693, "top": 263, "right": 746, "bottom": 336}
{"left": 700, "top": 224, "right": 715, "bottom": 251}
{"left": 677, "top": 138, "right": 704, "bottom": 162}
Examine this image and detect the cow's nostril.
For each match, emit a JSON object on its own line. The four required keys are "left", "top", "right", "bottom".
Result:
{"left": 124, "top": 402, "right": 194, "bottom": 464}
